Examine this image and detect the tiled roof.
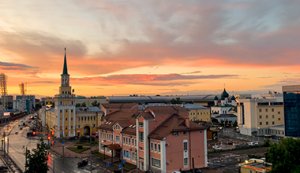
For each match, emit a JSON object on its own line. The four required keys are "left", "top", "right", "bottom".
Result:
{"left": 101, "top": 103, "right": 138, "bottom": 110}
{"left": 149, "top": 114, "right": 207, "bottom": 140}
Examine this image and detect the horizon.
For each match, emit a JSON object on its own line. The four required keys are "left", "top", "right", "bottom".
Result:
{"left": 1, "top": 1, "right": 300, "bottom": 97}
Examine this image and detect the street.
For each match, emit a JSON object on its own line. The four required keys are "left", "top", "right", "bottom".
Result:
{"left": 3, "top": 114, "right": 109, "bottom": 173}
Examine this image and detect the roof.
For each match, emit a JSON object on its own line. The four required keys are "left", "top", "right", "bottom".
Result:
{"left": 76, "top": 106, "right": 101, "bottom": 113}
{"left": 149, "top": 114, "right": 208, "bottom": 140}
{"left": 183, "top": 104, "right": 207, "bottom": 110}
{"left": 214, "top": 96, "right": 219, "bottom": 100}
{"left": 99, "top": 109, "right": 137, "bottom": 134}
{"left": 62, "top": 48, "right": 68, "bottom": 75}
{"left": 221, "top": 88, "right": 229, "bottom": 100}
{"left": 108, "top": 95, "right": 216, "bottom": 104}
{"left": 215, "top": 114, "right": 237, "bottom": 118}
{"left": 101, "top": 103, "right": 138, "bottom": 110}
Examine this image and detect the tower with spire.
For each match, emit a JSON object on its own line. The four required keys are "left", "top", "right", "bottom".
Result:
{"left": 54, "top": 48, "right": 76, "bottom": 138}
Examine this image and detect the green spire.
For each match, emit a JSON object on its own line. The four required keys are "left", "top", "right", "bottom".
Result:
{"left": 62, "top": 48, "right": 68, "bottom": 75}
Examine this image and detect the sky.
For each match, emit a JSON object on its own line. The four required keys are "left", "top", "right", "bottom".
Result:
{"left": 1, "top": 0, "right": 300, "bottom": 97}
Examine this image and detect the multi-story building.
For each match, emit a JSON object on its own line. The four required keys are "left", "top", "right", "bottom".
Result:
{"left": 98, "top": 106, "right": 208, "bottom": 172}
{"left": 43, "top": 49, "right": 103, "bottom": 138}
{"left": 237, "top": 98, "right": 284, "bottom": 136}
{"left": 183, "top": 104, "right": 211, "bottom": 122}
{"left": 14, "top": 95, "right": 35, "bottom": 113}
{"left": 283, "top": 85, "right": 300, "bottom": 137}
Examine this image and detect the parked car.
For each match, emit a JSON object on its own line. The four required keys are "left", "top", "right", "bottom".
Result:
{"left": 77, "top": 159, "right": 88, "bottom": 168}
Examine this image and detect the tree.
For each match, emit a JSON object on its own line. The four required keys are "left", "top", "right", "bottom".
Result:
{"left": 91, "top": 100, "right": 100, "bottom": 107}
{"left": 266, "top": 138, "right": 300, "bottom": 173}
{"left": 170, "top": 98, "right": 182, "bottom": 104}
{"left": 25, "top": 139, "right": 49, "bottom": 173}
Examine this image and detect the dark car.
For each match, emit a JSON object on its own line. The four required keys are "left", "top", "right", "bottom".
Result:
{"left": 77, "top": 160, "right": 88, "bottom": 168}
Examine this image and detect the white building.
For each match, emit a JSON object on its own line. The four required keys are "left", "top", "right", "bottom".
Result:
{"left": 211, "top": 88, "right": 237, "bottom": 117}
{"left": 236, "top": 98, "right": 284, "bottom": 136}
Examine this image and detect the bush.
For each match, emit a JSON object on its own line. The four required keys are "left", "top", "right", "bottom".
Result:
{"left": 77, "top": 145, "right": 83, "bottom": 149}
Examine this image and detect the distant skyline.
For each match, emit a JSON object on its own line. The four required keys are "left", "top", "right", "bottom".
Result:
{"left": 1, "top": 0, "right": 300, "bottom": 96}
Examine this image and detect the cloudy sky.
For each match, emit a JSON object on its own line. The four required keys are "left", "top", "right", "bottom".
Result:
{"left": 1, "top": 0, "right": 300, "bottom": 96}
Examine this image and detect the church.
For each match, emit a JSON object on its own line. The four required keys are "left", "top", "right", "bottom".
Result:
{"left": 42, "top": 48, "right": 102, "bottom": 138}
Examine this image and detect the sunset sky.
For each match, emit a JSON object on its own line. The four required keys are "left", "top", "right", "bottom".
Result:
{"left": 1, "top": 0, "right": 300, "bottom": 97}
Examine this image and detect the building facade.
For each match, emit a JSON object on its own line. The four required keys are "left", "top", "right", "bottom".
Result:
{"left": 283, "top": 85, "right": 300, "bottom": 137}
{"left": 237, "top": 98, "right": 284, "bottom": 136}
{"left": 98, "top": 106, "right": 208, "bottom": 173}
{"left": 184, "top": 104, "right": 211, "bottom": 122}
{"left": 43, "top": 49, "right": 103, "bottom": 138}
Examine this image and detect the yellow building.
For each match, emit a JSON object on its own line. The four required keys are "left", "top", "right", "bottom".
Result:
{"left": 44, "top": 48, "right": 103, "bottom": 138}
{"left": 76, "top": 107, "right": 102, "bottom": 136}
{"left": 240, "top": 159, "right": 272, "bottom": 173}
{"left": 184, "top": 104, "right": 211, "bottom": 122}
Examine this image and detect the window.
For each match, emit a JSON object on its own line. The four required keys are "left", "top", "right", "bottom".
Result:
{"left": 60, "top": 110, "right": 62, "bottom": 113}
{"left": 71, "top": 109, "right": 73, "bottom": 113}
{"left": 150, "top": 143, "right": 153, "bottom": 150}
{"left": 266, "top": 115, "right": 268, "bottom": 119}
{"left": 259, "top": 122, "right": 262, "bottom": 125}
{"left": 272, "top": 115, "right": 274, "bottom": 118}
{"left": 154, "top": 144, "right": 157, "bottom": 151}
{"left": 184, "top": 158, "right": 188, "bottom": 166}
{"left": 139, "top": 122, "right": 144, "bottom": 128}
{"left": 151, "top": 158, "right": 161, "bottom": 168}
{"left": 259, "top": 109, "right": 262, "bottom": 112}
{"left": 259, "top": 115, "right": 262, "bottom": 119}
{"left": 78, "top": 125, "right": 80, "bottom": 128}
{"left": 266, "top": 122, "right": 269, "bottom": 125}
{"left": 265, "top": 108, "right": 268, "bottom": 112}
{"left": 278, "top": 111, "right": 280, "bottom": 114}
{"left": 116, "top": 136, "right": 120, "bottom": 142}
{"left": 272, "top": 121, "right": 275, "bottom": 125}
{"left": 278, "top": 118, "right": 281, "bottom": 121}
{"left": 158, "top": 144, "right": 161, "bottom": 152}
{"left": 139, "top": 132, "right": 144, "bottom": 142}
{"left": 272, "top": 108, "right": 274, "bottom": 112}
{"left": 172, "top": 132, "right": 179, "bottom": 136}
{"left": 183, "top": 141, "right": 188, "bottom": 151}
{"left": 123, "top": 150, "right": 130, "bottom": 158}
{"left": 65, "top": 118, "right": 67, "bottom": 121}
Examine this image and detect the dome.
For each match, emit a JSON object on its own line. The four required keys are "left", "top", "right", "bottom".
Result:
{"left": 231, "top": 95, "right": 236, "bottom": 101}
{"left": 214, "top": 96, "right": 219, "bottom": 100}
{"left": 221, "top": 88, "right": 229, "bottom": 100}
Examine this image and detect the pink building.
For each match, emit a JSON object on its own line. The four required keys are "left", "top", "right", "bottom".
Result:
{"left": 98, "top": 106, "right": 208, "bottom": 173}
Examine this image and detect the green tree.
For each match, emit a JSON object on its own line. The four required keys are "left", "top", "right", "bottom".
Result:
{"left": 170, "top": 98, "right": 182, "bottom": 104}
{"left": 25, "top": 139, "right": 49, "bottom": 173}
{"left": 91, "top": 100, "right": 100, "bottom": 107}
{"left": 266, "top": 138, "right": 300, "bottom": 173}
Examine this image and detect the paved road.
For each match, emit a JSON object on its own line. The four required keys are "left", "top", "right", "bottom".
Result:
{"left": 7, "top": 116, "right": 40, "bottom": 172}
{"left": 6, "top": 115, "right": 109, "bottom": 173}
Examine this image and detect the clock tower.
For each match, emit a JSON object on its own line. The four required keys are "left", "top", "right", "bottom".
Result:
{"left": 54, "top": 48, "right": 76, "bottom": 138}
